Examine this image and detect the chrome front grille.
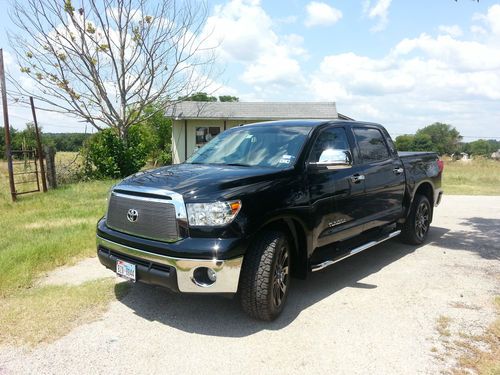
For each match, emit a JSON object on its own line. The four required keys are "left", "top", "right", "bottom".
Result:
{"left": 106, "top": 191, "right": 180, "bottom": 242}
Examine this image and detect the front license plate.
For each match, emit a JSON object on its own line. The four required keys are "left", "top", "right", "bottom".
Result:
{"left": 116, "top": 260, "right": 136, "bottom": 282}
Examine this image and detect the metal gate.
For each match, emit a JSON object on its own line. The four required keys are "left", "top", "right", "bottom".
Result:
{"left": 10, "top": 149, "right": 42, "bottom": 197}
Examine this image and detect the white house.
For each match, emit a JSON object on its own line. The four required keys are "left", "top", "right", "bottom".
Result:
{"left": 165, "top": 101, "right": 352, "bottom": 164}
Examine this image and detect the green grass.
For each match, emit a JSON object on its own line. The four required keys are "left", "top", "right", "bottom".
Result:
{"left": 0, "top": 279, "right": 130, "bottom": 346}
{"left": 0, "top": 160, "right": 115, "bottom": 297}
{"left": 443, "top": 158, "right": 500, "bottom": 195}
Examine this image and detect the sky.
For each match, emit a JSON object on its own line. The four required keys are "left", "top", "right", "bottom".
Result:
{"left": 0, "top": 0, "right": 499, "bottom": 140}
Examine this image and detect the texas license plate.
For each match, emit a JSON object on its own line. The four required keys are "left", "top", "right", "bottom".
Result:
{"left": 116, "top": 260, "right": 136, "bottom": 281}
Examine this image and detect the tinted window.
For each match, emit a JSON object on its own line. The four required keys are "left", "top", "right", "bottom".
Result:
{"left": 353, "top": 128, "right": 390, "bottom": 163}
{"left": 309, "top": 127, "right": 350, "bottom": 163}
{"left": 186, "top": 125, "right": 311, "bottom": 168}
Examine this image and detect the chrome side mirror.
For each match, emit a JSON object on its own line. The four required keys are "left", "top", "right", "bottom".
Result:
{"left": 309, "top": 149, "right": 352, "bottom": 170}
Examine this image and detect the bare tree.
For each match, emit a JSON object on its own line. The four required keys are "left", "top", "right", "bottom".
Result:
{"left": 8, "top": 0, "right": 216, "bottom": 140}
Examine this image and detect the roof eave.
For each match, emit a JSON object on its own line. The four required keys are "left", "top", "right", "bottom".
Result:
{"left": 172, "top": 116, "right": 340, "bottom": 121}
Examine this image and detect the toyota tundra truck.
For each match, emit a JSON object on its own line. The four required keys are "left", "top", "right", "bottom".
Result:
{"left": 97, "top": 120, "right": 443, "bottom": 320}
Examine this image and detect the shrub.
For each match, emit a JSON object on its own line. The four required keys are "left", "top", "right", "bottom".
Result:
{"left": 81, "top": 125, "right": 154, "bottom": 179}
{"left": 139, "top": 105, "right": 173, "bottom": 167}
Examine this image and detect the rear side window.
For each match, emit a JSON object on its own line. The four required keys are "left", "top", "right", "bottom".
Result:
{"left": 353, "top": 128, "right": 390, "bottom": 163}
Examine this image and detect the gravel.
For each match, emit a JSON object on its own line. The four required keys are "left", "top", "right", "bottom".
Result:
{"left": 38, "top": 257, "right": 115, "bottom": 287}
{"left": 1, "top": 195, "right": 499, "bottom": 375}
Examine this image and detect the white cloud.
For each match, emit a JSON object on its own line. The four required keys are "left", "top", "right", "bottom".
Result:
{"left": 392, "top": 33, "right": 500, "bottom": 72}
{"left": 203, "top": 0, "right": 307, "bottom": 90}
{"left": 308, "top": 4, "right": 500, "bottom": 138}
{"left": 363, "top": 0, "right": 392, "bottom": 32}
{"left": 474, "top": 4, "right": 500, "bottom": 36}
{"left": 470, "top": 25, "right": 487, "bottom": 35}
{"left": 304, "top": 2, "right": 342, "bottom": 28}
{"left": 438, "top": 25, "right": 463, "bottom": 38}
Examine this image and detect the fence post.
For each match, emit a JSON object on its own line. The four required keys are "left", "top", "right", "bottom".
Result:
{"left": 0, "top": 48, "right": 16, "bottom": 201}
{"left": 30, "top": 97, "right": 48, "bottom": 192}
{"left": 44, "top": 146, "right": 57, "bottom": 189}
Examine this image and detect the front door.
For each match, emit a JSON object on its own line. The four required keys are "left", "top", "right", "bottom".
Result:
{"left": 307, "top": 126, "right": 365, "bottom": 249}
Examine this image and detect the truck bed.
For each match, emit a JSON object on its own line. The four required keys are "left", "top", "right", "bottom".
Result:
{"left": 398, "top": 151, "right": 439, "bottom": 159}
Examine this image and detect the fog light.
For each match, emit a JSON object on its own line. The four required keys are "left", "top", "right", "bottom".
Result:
{"left": 207, "top": 268, "right": 217, "bottom": 282}
{"left": 192, "top": 267, "right": 217, "bottom": 287}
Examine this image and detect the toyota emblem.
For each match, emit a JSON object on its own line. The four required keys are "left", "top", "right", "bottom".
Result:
{"left": 127, "top": 209, "right": 139, "bottom": 223}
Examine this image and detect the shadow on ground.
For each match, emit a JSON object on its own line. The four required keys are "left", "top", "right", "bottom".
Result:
{"left": 430, "top": 217, "right": 500, "bottom": 261}
{"left": 116, "top": 226, "right": 451, "bottom": 337}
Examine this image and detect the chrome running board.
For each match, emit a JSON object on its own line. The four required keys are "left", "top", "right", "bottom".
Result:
{"left": 311, "top": 230, "right": 401, "bottom": 272}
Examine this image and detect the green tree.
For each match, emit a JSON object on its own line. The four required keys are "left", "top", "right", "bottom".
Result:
{"left": 0, "top": 126, "right": 20, "bottom": 157}
{"left": 219, "top": 95, "right": 239, "bottom": 102}
{"left": 487, "top": 139, "right": 500, "bottom": 152}
{"left": 43, "top": 133, "right": 91, "bottom": 152}
{"left": 81, "top": 125, "right": 154, "bottom": 179}
{"left": 11, "top": 122, "right": 38, "bottom": 150}
{"left": 179, "top": 92, "right": 239, "bottom": 102}
{"left": 412, "top": 133, "right": 435, "bottom": 151}
{"left": 180, "top": 92, "right": 217, "bottom": 102}
{"left": 469, "top": 139, "right": 492, "bottom": 156}
{"left": 394, "top": 134, "right": 415, "bottom": 151}
{"left": 140, "top": 105, "right": 173, "bottom": 166}
{"left": 415, "top": 123, "right": 462, "bottom": 155}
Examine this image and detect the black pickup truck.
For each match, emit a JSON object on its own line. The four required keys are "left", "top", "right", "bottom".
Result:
{"left": 97, "top": 120, "right": 443, "bottom": 320}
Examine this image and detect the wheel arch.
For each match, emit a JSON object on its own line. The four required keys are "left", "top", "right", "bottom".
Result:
{"left": 409, "top": 181, "right": 435, "bottom": 221}
{"left": 255, "top": 216, "right": 309, "bottom": 279}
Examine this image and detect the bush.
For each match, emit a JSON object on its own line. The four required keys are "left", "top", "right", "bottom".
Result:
{"left": 81, "top": 125, "right": 154, "bottom": 179}
{"left": 139, "top": 106, "right": 173, "bottom": 167}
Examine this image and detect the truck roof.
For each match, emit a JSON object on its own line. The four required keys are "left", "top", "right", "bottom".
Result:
{"left": 240, "top": 119, "right": 385, "bottom": 129}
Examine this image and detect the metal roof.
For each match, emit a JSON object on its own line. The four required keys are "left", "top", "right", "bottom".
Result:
{"left": 165, "top": 101, "right": 351, "bottom": 120}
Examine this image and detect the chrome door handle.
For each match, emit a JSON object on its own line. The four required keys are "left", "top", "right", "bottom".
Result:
{"left": 350, "top": 174, "right": 365, "bottom": 183}
{"left": 393, "top": 167, "right": 404, "bottom": 175}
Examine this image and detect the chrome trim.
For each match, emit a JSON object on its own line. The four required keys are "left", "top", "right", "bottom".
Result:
{"left": 112, "top": 184, "right": 188, "bottom": 222}
{"left": 106, "top": 185, "right": 189, "bottom": 243}
{"left": 97, "top": 235, "right": 243, "bottom": 293}
{"left": 311, "top": 230, "right": 401, "bottom": 272}
{"left": 107, "top": 192, "right": 181, "bottom": 242}
{"left": 393, "top": 167, "right": 404, "bottom": 175}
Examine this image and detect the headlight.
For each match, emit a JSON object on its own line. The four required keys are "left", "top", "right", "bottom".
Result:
{"left": 186, "top": 200, "right": 242, "bottom": 226}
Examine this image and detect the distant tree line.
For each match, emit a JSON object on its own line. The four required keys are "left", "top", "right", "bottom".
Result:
{"left": 395, "top": 123, "right": 500, "bottom": 157}
{"left": 0, "top": 125, "right": 91, "bottom": 157}
{"left": 178, "top": 92, "right": 239, "bottom": 102}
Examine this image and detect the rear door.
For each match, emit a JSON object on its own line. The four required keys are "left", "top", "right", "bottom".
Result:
{"left": 306, "top": 125, "right": 366, "bottom": 248}
{"left": 351, "top": 126, "right": 405, "bottom": 229}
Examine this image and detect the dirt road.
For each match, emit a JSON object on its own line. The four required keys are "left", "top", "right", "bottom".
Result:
{"left": 1, "top": 195, "right": 499, "bottom": 374}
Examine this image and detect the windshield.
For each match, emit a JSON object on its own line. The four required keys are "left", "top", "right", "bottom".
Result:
{"left": 186, "top": 125, "right": 311, "bottom": 168}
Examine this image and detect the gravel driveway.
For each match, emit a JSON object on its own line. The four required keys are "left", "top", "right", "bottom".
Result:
{"left": 1, "top": 195, "right": 499, "bottom": 374}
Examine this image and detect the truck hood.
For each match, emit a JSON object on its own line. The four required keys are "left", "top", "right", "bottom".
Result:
{"left": 116, "top": 163, "right": 290, "bottom": 201}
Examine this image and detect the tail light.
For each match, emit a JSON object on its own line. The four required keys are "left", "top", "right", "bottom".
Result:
{"left": 437, "top": 160, "right": 444, "bottom": 173}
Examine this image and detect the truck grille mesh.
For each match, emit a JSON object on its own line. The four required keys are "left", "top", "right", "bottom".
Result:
{"left": 106, "top": 193, "right": 179, "bottom": 242}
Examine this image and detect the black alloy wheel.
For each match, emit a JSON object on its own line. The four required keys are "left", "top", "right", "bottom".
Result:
{"left": 272, "top": 241, "right": 290, "bottom": 309}
{"left": 415, "top": 200, "right": 430, "bottom": 241}
{"left": 239, "top": 230, "right": 292, "bottom": 321}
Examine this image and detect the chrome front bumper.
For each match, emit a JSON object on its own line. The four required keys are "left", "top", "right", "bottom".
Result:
{"left": 97, "top": 235, "right": 243, "bottom": 293}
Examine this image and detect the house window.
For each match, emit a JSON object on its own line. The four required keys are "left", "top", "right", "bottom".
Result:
{"left": 196, "top": 127, "right": 221, "bottom": 149}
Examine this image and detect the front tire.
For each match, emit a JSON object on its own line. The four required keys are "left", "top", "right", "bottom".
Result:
{"left": 239, "top": 231, "right": 291, "bottom": 321}
{"left": 401, "top": 194, "right": 431, "bottom": 245}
